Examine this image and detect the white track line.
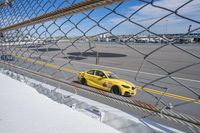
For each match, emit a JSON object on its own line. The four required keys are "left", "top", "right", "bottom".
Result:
{"left": 72, "top": 61, "right": 200, "bottom": 83}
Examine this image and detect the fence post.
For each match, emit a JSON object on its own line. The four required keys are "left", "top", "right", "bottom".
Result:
{"left": 96, "top": 51, "right": 99, "bottom": 65}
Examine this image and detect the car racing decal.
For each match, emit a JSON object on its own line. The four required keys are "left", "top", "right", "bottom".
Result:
{"left": 81, "top": 73, "right": 85, "bottom": 77}
{"left": 103, "top": 82, "right": 111, "bottom": 88}
{"left": 103, "top": 82, "right": 107, "bottom": 87}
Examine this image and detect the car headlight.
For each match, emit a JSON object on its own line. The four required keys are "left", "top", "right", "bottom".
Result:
{"left": 121, "top": 85, "right": 130, "bottom": 89}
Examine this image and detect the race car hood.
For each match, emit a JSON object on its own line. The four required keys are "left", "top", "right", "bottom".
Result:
{"left": 108, "top": 79, "right": 136, "bottom": 87}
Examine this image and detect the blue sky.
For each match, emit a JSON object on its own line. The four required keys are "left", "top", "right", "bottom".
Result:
{"left": 1, "top": 0, "right": 200, "bottom": 37}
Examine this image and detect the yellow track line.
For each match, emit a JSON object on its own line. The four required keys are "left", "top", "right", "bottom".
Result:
{"left": 8, "top": 54, "right": 200, "bottom": 105}
{"left": 137, "top": 86, "right": 200, "bottom": 104}
{"left": 14, "top": 54, "right": 78, "bottom": 74}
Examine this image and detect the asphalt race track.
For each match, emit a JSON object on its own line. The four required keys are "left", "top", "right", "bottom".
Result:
{"left": 1, "top": 42, "right": 200, "bottom": 128}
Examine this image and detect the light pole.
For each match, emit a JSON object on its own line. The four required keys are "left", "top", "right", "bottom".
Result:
{"left": 165, "top": 19, "right": 168, "bottom": 35}
{"left": 187, "top": 25, "right": 192, "bottom": 44}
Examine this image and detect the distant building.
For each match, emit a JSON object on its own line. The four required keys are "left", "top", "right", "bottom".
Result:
{"left": 98, "top": 33, "right": 119, "bottom": 42}
{"left": 82, "top": 33, "right": 199, "bottom": 44}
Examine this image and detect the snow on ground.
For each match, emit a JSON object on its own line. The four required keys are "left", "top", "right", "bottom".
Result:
{"left": 0, "top": 73, "right": 120, "bottom": 133}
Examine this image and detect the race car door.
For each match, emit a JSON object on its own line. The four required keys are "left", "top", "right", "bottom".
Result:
{"left": 94, "top": 70, "right": 109, "bottom": 91}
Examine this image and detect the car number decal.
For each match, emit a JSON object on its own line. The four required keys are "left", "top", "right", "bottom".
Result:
{"left": 103, "top": 82, "right": 111, "bottom": 88}
{"left": 81, "top": 73, "right": 85, "bottom": 77}
{"left": 103, "top": 82, "right": 107, "bottom": 87}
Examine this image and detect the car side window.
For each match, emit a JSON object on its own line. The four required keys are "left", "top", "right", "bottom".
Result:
{"left": 95, "top": 70, "right": 106, "bottom": 78}
{"left": 87, "top": 70, "right": 94, "bottom": 75}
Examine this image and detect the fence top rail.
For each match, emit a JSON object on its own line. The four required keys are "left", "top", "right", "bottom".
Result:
{"left": 0, "top": 0, "right": 123, "bottom": 33}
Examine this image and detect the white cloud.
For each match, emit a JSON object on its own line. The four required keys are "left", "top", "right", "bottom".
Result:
{"left": 108, "top": 0, "right": 200, "bottom": 34}
{"left": 130, "top": 0, "right": 200, "bottom": 25}
{"left": 131, "top": 0, "right": 200, "bottom": 15}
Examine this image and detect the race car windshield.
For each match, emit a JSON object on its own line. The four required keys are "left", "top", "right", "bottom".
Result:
{"left": 106, "top": 73, "right": 118, "bottom": 79}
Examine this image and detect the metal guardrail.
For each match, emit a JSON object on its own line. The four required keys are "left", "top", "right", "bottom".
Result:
{"left": 1, "top": 60, "right": 200, "bottom": 130}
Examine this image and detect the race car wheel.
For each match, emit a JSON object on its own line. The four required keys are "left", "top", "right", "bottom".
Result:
{"left": 111, "top": 86, "right": 121, "bottom": 95}
{"left": 80, "top": 78, "right": 87, "bottom": 85}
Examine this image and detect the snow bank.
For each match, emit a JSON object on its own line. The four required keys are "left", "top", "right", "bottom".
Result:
{"left": 0, "top": 73, "right": 120, "bottom": 133}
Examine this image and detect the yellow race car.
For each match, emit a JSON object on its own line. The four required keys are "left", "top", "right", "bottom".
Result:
{"left": 77, "top": 69, "right": 136, "bottom": 97}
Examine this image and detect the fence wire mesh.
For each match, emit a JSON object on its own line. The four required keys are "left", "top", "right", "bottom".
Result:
{"left": 0, "top": 0, "right": 200, "bottom": 132}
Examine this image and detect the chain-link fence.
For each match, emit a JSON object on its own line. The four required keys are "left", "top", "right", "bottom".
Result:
{"left": 0, "top": 0, "right": 200, "bottom": 132}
